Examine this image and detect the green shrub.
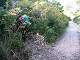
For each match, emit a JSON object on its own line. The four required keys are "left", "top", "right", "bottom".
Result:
{"left": 0, "top": 10, "right": 23, "bottom": 59}
{"left": 24, "top": 1, "right": 69, "bottom": 43}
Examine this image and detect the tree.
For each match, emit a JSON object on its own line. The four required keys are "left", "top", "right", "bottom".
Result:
{"left": 0, "top": 0, "right": 7, "bottom": 9}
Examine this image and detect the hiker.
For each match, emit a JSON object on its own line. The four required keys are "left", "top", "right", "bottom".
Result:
{"left": 12, "top": 14, "right": 31, "bottom": 32}
{"left": 17, "top": 14, "right": 32, "bottom": 41}
{"left": 22, "top": 14, "right": 31, "bottom": 26}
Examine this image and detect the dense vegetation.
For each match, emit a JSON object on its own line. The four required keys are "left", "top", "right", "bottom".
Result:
{"left": 17, "top": 0, "right": 69, "bottom": 43}
{"left": 0, "top": 0, "right": 69, "bottom": 60}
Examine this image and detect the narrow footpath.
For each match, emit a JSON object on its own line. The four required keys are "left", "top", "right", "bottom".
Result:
{"left": 52, "top": 21, "right": 80, "bottom": 60}
{"left": 25, "top": 21, "right": 80, "bottom": 60}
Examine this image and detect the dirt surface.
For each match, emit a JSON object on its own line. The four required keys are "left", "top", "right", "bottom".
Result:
{"left": 24, "top": 21, "right": 80, "bottom": 60}
{"left": 52, "top": 21, "right": 80, "bottom": 60}
{"left": 30, "top": 21, "right": 80, "bottom": 60}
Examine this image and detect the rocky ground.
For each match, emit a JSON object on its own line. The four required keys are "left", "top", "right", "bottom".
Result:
{"left": 10, "top": 21, "right": 80, "bottom": 60}
{"left": 24, "top": 21, "right": 80, "bottom": 60}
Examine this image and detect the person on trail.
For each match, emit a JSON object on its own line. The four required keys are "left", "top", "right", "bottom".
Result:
{"left": 22, "top": 14, "right": 31, "bottom": 26}
{"left": 15, "top": 14, "right": 31, "bottom": 32}
{"left": 17, "top": 14, "right": 31, "bottom": 41}
{"left": 12, "top": 14, "right": 32, "bottom": 34}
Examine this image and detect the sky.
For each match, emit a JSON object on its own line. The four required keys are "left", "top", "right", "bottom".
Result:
{"left": 49, "top": 0, "right": 80, "bottom": 19}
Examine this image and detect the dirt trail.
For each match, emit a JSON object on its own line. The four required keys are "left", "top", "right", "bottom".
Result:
{"left": 52, "top": 21, "right": 80, "bottom": 60}
{"left": 25, "top": 21, "right": 80, "bottom": 60}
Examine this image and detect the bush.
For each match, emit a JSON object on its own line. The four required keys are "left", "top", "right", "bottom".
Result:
{"left": 0, "top": 10, "right": 23, "bottom": 59}
{"left": 10, "top": 0, "right": 69, "bottom": 43}
{"left": 27, "top": 1, "right": 69, "bottom": 43}
{"left": 29, "top": 1, "right": 69, "bottom": 43}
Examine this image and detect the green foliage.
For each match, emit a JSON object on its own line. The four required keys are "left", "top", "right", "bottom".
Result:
{"left": 0, "top": 11, "right": 23, "bottom": 48}
{"left": 0, "top": 0, "right": 69, "bottom": 49}
{"left": 0, "top": 0, "right": 6, "bottom": 9}
{"left": 0, "top": 0, "right": 69, "bottom": 59}
{"left": 73, "top": 16, "right": 80, "bottom": 24}
{"left": 22, "top": 0, "right": 69, "bottom": 43}
{"left": 0, "top": 10, "right": 23, "bottom": 59}
{"left": 0, "top": 47, "right": 8, "bottom": 60}
{"left": 10, "top": 32, "right": 23, "bottom": 49}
